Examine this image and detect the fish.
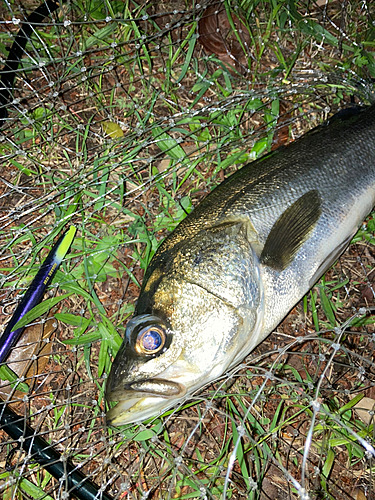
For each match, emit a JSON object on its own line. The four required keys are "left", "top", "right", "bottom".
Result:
{"left": 106, "top": 103, "right": 375, "bottom": 426}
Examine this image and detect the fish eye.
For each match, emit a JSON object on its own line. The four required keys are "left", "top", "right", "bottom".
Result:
{"left": 135, "top": 326, "right": 166, "bottom": 355}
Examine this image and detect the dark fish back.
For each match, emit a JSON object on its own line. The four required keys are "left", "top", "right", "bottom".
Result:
{"left": 136, "top": 104, "right": 375, "bottom": 314}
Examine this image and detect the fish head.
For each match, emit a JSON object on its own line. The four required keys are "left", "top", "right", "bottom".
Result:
{"left": 106, "top": 221, "right": 263, "bottom": 426}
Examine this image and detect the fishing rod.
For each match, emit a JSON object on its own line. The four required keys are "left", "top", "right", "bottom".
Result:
{"left": 0, "top": 399, "right": 114, "bottom": 500}
{"left": 0, "top": 0, "right": 67, "bottom": 127}
{"left": 0, "top": 227, "right": 114, "bottom": 500}
{"left": 0, "top": 4, "right": 118, "bottom": 496}
{"left": 0, "top": 226, "right": 76, "bottom": 364}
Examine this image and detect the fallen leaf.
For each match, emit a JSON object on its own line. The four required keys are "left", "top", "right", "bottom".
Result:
{"left": 0, "top": 313, "right": 57, "bottom": 399}
{"left": 102, "top": 121, "right": 124, "bottom": 139}
{"left": 198, "top": 3, "right": 251, "bottom": 73}
{"left": 353, "top": 488, "right": 367, "bottom": 500}
{"left": 352, "top": 396, "right": 375, "bottom": 426}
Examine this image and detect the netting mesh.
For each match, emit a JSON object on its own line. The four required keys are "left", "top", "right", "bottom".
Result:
{"left": 0, "top": 1, "right": 375, "bottom": 499}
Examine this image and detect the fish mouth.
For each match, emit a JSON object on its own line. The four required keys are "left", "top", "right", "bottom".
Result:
{"left": 106, "top": 378, "right": 187, "bottom": 426}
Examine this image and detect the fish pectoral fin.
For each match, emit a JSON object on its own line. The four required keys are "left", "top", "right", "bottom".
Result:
{"left": 260, "top": 190, "right": 322, "bottom": 271}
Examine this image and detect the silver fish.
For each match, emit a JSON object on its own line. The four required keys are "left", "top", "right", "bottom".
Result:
{"left": 106, "top": 105, "right": 375, "bottom": 425}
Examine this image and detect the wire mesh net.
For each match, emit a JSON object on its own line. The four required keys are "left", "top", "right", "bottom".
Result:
{"left": 0, "top": 0, "right": 375, "bottom": 499}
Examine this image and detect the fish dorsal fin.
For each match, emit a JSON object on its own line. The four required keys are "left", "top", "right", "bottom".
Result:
{"left": 260, "top": 190, "right": 322, "bottom": 271}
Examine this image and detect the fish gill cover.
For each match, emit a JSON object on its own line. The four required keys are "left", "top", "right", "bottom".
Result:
{"left": 0, "top": 0, "right": 375, "bottom": 499}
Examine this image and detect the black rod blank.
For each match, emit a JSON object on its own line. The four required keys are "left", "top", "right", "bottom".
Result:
{"left": 0, "top": 400, "right": 114, "bottom": 500}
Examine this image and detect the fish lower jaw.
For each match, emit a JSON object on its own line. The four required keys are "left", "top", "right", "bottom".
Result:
{"left": 106, "top": 378, "right": 188, "bottom": 426}
{"left": 106, "top": 395, "right": 179, "bottom": 426}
